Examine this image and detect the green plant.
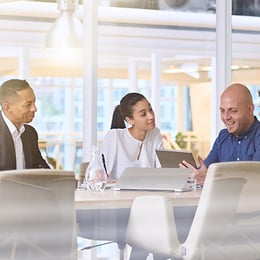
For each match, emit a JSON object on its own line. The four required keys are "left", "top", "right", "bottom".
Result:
{"left": 175, "top": 132, "right": 187, "bottom": 149}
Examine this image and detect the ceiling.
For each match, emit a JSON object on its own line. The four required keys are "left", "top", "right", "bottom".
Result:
{"left": 0, "top": 1, "right": 260, "bottom": 80}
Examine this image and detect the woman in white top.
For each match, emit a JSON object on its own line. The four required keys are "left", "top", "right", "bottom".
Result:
{"left": 101, "top": 92, "right": 163, "bottom": 181}
{"left": 101, "top": 93, "right": 165, "bottom": 260}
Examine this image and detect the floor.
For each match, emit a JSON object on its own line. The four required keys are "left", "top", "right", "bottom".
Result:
{"left": 77, "top": 237, "right": 126, "bottom": 260}
{"left": 77, "top": 237, "right": 155, "bottom": 260}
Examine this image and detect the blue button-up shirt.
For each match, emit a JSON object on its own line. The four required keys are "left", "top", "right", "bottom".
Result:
{"left": 204, "top": 117, "right": 260, "bottom": 167}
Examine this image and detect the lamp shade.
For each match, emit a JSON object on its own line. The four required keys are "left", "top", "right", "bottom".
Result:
{"left": 46, "top": 8, "right": 83, "bottom": 48}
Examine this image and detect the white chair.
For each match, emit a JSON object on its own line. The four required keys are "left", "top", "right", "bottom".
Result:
{"left": 75, "top": 162, "right": 89, "bottom": 188}
{"left": 126, "top": 161, "right": 260, "bottom": 260}
{"left": 0, "top": 169, "right": 77, "bottom": 260}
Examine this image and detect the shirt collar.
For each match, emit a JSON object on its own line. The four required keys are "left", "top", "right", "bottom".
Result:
{"left": 1, "top": 111, "right": 25, "bottom": 135}
{"left": 234, "top": 116, "right": 258, "bottom": 140}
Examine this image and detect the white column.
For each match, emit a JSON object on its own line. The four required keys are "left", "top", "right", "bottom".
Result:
{"left": 151, "top": 53, "right": 161, "bottom": 128}
{"left": 82, "top": 0, "right": 98, "bottom": 161}
{"left": 178, "top": 84, "right": 184, "bottom": 132}
{"left": 64, "top": 85, "right": 73, "bottom": 170}
{"left": 19, "top": 47, "right": 30, "bottom": 80}
{"left": 128, "top": 58, "right": 138, "bottom": 91}
{"left": 212, "top": 0, "right": 232, "bottom": 142}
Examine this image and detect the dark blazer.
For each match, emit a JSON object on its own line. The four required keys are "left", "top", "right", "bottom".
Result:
{"left": 0, "top": 113, "right": 50, "bottom": 170}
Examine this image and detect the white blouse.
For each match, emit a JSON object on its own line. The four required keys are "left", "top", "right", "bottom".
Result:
{"left": 100, "top": 127, "right": 163, "bottom": 180}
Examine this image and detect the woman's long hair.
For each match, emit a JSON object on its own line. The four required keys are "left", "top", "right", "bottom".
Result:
{"left": 110, "top": 92, "right": 146, "bottom": 129}
{"left": 110, "top": 105, "right": 125, "bottom": 129}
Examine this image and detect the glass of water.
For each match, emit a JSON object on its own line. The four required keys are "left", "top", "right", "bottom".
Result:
{"left": 84, "top": 146, "right": 107, "bottom": 192}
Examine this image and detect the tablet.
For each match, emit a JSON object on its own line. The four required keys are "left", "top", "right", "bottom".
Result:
{"left": 156, "top": 149, "right": 197, "bottom": 168}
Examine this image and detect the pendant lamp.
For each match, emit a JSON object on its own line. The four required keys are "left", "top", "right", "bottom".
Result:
{"left": 46, "top": 0, "right": 84, "bottom": 48}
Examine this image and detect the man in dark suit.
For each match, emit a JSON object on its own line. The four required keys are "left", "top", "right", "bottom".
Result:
{"left": 0, "top": 79, "right": 49, "bottom": 170}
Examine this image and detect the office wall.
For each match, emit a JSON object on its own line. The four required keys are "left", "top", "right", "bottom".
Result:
{"left": 189, "top": 82, "right": 211, "bottom": 157}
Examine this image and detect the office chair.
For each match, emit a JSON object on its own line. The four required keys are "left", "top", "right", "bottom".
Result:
{"left": 0, "top": 169, "right": 77, "bottom": 260}
{"left": 75, "top": 162, "right": 89, "bottom": 188}
{"left": 126, "top": 161, "right": 260, "bottom": 260}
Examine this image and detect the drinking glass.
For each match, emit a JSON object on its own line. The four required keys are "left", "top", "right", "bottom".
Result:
{"left": 84, "top": 146, "right": 107, "bottom": 192}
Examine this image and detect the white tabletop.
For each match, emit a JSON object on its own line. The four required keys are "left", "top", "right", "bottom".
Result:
{"left": 75, "top": 188, "right": 201, "bottom": 210}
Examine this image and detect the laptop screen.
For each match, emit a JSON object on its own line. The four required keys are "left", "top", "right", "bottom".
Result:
{"left": 112, "top": 167, "right": 192, "bottom": 192}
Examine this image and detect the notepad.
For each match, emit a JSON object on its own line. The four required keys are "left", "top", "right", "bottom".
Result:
{"left": 112, "top": 167, "right": 192, "bottom": 192}
{"left": 156, "top": 149, "right": 197, "bottom": 168}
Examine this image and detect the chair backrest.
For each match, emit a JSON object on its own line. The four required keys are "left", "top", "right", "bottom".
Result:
{"left": 77, "top": 162, "right": 89, "bottom": 181}
{"left": 0, "top": 169, "right": 77, "bottom": 260}
{"left": 126, "top": 161, "right": 260, "bottom": 260}
{"left": 183, "top": 161, "right": 260, "bottom": 260}
{"left": 126, "top": 194, "right": 179, "bottom": 257}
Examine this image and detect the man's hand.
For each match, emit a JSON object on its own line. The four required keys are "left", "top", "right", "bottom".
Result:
{"left": 179, "top": 155, "right": 207, "bottom": 185}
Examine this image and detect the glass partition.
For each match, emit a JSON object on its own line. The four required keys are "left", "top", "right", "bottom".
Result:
{"left": 231, "top": 0, "right": 260, "bottom": 120}
{"left": 4, "top": 0, "right": 260, "bottom": 171}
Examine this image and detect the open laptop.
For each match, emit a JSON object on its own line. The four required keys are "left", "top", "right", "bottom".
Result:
{"left": 156, "top": 149, "right": 197, "bottom": 168}
{"left": 112, "top": 167, "right": 193, "bottom": 192}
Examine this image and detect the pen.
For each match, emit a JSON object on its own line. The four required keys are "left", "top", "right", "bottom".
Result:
{"left": 101, "top": 153, "right": 109, "bottom": 177}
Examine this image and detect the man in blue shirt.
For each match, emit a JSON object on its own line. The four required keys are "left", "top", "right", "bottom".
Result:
{"left": 181, "top": 83, "right": 260, "bottom": 184}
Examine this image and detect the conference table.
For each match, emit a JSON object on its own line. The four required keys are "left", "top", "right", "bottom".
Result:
{"left": 75, "top": 188, "right": 201, "bottom": 209}
{"left": 75, "top": 188, "right": 201, "bottom": 258}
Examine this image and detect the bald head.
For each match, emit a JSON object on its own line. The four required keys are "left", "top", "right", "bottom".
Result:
{"left": 221, "top": 83, "right": 253, "bottom": 105}
{"left": 220, "top": 83, "right": 255, "bottom": 136}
